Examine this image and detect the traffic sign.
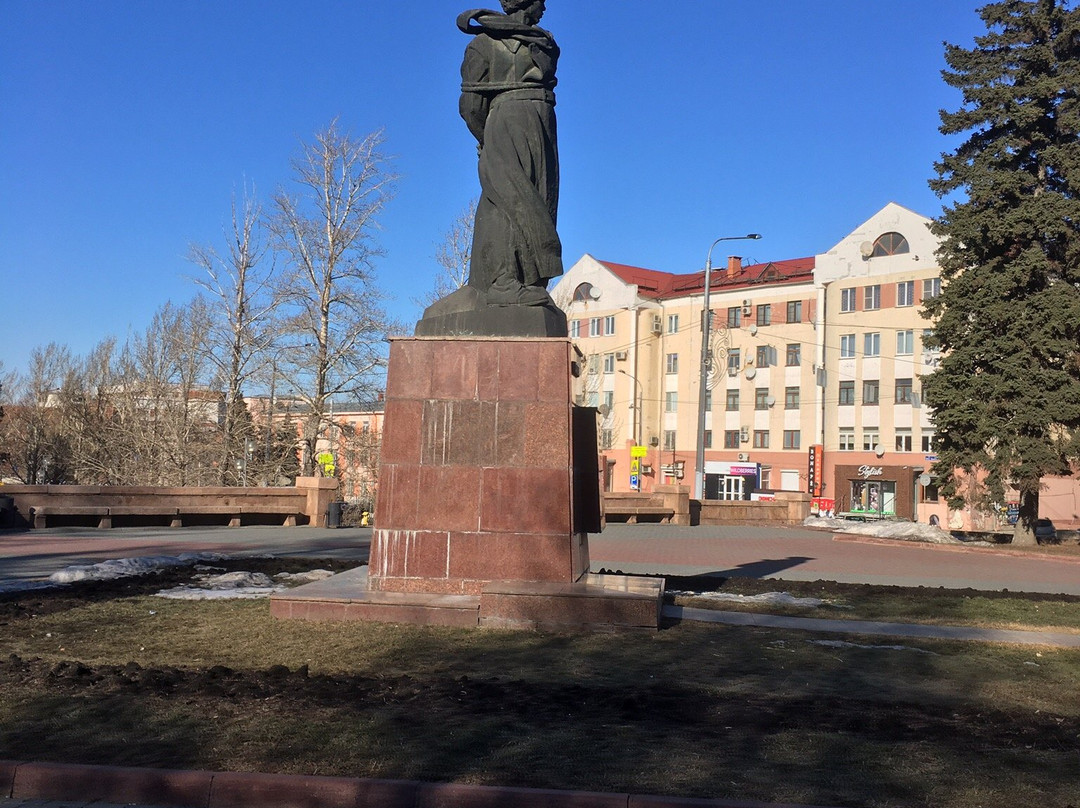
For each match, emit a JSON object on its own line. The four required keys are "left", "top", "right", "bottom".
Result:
{"left": 630, "top": 445, "right": 648, "bottom": 458}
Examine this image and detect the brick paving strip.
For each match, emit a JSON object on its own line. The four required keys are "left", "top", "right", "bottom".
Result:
{"left": 0, "top": 760, "right": 842, "bottom": 808}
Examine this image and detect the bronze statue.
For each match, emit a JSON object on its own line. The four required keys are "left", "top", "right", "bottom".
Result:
{"left": 416, "top": 1, "right": 566, "bottom": 336}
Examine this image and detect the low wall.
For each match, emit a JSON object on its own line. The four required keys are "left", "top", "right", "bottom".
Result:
{"left": 0, "top": 477, "right": 339, "bottom": 529}
{"left": 603, "top": 485, "right": 691, "bottom": 526}
{"left": 698, "top": 492, "right": 811, "bottom": 526}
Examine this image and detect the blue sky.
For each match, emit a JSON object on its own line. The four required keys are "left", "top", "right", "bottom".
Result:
{"left": 1, "top": 1, "right": 987, "bottom": 375}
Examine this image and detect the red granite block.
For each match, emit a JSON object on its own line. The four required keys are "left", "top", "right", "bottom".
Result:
{"left": 476, "top": 341, "right": 501, "bottom": 399}
{"left": 11, "top": 761, "right": 212, "bottom": 805}
{"left": 523, "top": 402, "right": 571, "bottom": 467}
{"left": 422, "top": 401, "right": 497, "bottom": 467}
{"left": 493, "top": 342, "right": 541, "bottom": 401}
{"left": 371, "top": 529, "right": 408, "bottom": 578}
{"left": 209, "top": 770, "right": 370, "bottom": 808}
{"left": 416, "top": 465, "right": 481, "bottom": 532}
{"left": 387, "top": 339, "right": 435, "bottom": 400}
{"left": 342, "top": 600, "right": 480, "bottom": 627}
{"left": 493, "top": 401, "right": 527, "bottom": 466}
{"left": 447, "top": 532, "right": 572, "bottom": 582}
{"left": 480, "top": 467, "right": 572, "bottom": 534}
{"left": 379, "top": 400, "right": 423, "bottom": 465}
{"left": 372, "top": 530, "right": 450, "bottom": 580}
{"left": 375, "top": 464, "right": 421, "bottom": 529}
{"left": 430, "top": 341, "right": 479, "bottom": 400}
{"left": 536, "top": 341, "right": 572, "bottom": 402}
{"left": 416, "top": 781, "right": 627, "bottom": 808}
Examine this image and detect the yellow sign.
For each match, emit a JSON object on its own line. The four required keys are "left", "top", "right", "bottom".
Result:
{"left": 630, "top": 459, "right": 640, "bottom": 474}
{"left": 630, "top": 445, "right": 648, "bottom": 458}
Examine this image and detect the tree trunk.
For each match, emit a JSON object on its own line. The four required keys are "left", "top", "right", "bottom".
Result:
{"left": 1011, "top": 489, "right": 1039, "bottom": 546}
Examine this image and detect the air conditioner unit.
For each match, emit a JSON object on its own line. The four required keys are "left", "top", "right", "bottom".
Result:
{"left": 737, "top": 452, "right": 750, "bottom": 462}
{"left": 742, "top": 300, "right": 753, "bottom": 316}
{"left": 651, "top": 315, "right": 662, "bottom": 334}
{"left": 739, "top": 426, "right": 749, "bottom": 443}
{"left": 615, "top": 351, "right": 628, "bottom": 361}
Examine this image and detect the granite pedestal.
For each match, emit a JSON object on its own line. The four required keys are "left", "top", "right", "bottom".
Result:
{"left": 272, "top": 336, "right": 663, "bottom": 632}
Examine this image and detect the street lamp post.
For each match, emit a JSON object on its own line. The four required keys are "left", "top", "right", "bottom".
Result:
{"left": 694, "top": 233, "right": 762, "bottom": 501}
{"left": 618, "top": 369, "right": 644, "bottom": 446}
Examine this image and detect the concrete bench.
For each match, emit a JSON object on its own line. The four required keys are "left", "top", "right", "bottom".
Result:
{"left": 31, "top": 506, "right": 110, "bottom": 529}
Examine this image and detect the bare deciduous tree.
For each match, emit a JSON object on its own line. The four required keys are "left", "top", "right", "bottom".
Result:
{"left": 416, "top": 198, "right": 476, "bottom": 309}
{"left": 188, "top": 184, "right": 279, "bottom": 483}
{"left": 268, "top": 121, "right": 398, "bottom": 475}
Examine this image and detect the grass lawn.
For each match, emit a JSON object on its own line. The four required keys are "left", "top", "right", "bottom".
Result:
{"left": 0, "top": 558, "right": 1078, "bottom": 808}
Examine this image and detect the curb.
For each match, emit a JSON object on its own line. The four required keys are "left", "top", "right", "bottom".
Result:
{"left": 831, "top": 532, "right": 1080, "bottom": 564}
{"left": 0, "top": 759, "right": 842, "bottom": 808}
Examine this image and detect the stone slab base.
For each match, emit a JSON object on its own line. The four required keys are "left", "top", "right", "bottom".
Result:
{"left": 271, "top": 567, "right": 664, "bottom": 633}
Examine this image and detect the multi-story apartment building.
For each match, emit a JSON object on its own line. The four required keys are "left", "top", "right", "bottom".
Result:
{"left": 554, "top": 203, "right": 950, "bottom": 523}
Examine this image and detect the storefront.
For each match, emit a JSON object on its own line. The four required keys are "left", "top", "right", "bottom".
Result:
{"left": 833, "top": 464, "right": 921, "bottom": 520}
{"left": 703, "top": 461, "right": 760, "bottom": 501}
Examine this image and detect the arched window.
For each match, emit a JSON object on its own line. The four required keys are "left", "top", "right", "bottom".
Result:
{"left": 871, "top": 232, "right": 909, "bottom": 257}
{"left": 572, "top": 282, "right": 597, "bottom": 302}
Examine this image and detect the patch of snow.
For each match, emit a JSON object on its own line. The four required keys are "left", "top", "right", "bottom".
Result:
{"left": 803, "top": 517, "right": 959, "bottom": 544}
{"left": 809, "top": 639, "right": 937, "bottom": 654}
{"left": 48, "top": 553, "right": 227, "bottom": 584}
{"left": 275, "top": 569, "right": 336, "bottom": 584}
{"left": 155, "top": 570, "right": 284, "bottom": 600}
{"left": 669, "top": 590, "right": 826, "bottom": 608}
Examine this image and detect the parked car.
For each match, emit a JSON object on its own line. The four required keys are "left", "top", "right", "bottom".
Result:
{"left": 1034, "top": 518, "right": 1057, "bottom": 543}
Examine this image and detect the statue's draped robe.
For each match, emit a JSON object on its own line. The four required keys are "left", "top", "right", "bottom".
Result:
{"left": 458, "top": 10, "right": 563, "bottom": 302}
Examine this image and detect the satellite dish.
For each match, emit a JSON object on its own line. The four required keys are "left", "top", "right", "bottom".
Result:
{"left": 766, "top": 395, "right": 776, "bottom": 407}
{"left": 859, "top": 241, "right": 874, "bottom": 258}
{"left": 745, "top": 367, "right": 757, "bottom": 380}
{"left": 589, "top": 287, "right": 601, "bottom": 300}
{"left": 748, "top": 324, "right": 758, "bottom": 336}
{"left": 874, "top": 444, "right": 885, "bottom": 458}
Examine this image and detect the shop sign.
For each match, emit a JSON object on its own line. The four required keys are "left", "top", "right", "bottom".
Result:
{"left": 807, "top": 444, "right": 823, "bottom": 496}
{"left": 728, "top": 464, "right": 757, "bottom": 476}
{"left": 857, "top": 465, "right": 884, "bottom": 479}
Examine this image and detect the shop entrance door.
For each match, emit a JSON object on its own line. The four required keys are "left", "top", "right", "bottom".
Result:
{"left": 850, "top": 480, "right": 897, "bottom": 516}
{"left": 719, "top": 475, "right": 744, "bottom": 501}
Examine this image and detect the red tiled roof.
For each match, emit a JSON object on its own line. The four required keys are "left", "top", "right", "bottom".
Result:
{"left": 598, "top": 256, "right": 815, "bottom": 299}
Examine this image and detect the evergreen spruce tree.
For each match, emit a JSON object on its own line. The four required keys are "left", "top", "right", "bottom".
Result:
{"left": 924, "top": 0, "right": 1080, "bottom": 543}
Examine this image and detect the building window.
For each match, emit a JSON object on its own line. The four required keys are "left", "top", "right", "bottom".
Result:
{"left": 663, "top": 430, "right": 676, "bottom": 451}
{"left": 587, "top": 354, "right": 601, "bottom": 375}
{"left": 603, "top": 390, "right": 614, "bottom": 411}
{"left": 840, "top": 288, "right": 856, "bottom": 312}
{"left": 756, "top": 304, "right": 771, "bottom": 327}
{"left": 570, "top": 320, "right": 580, "bottom": 338}
{"left": 897, "top": 280, "right": 915, "bottom": 307}
{"left": 921, "top": 431, "right": 936, "bottom": 453}
{"left": 703, "top": 430, "right": 712, "bottom": 449}
{"left": 756, "top": 345, "right": 775, "bottom": 367}
{"left": 863, "top": 332, "right": 880, "bottom": 357}
{"left": 726, "top": 389, "right": 740, "bottom": 411}
{"left": 727, "top": 350, "right": 741, "bottom": 376}
{"left": 785, "top": 386, "right": 800, "bottom": 409}
{"left": 895, "top": 378, "right": 913, "bottom": 404}
{"left": 665, "top": 391, "right": 678, "bottom": 413}
{"left": 704, "top": 389, "right": 713, "bottom": 411}
{"left": 600, "top": 428, "right": 614, "bottom": 450}
{"left": 572, "top": 282, "right": 596, "bottom": 302}
{"left": 727, "top": 307, "right": 742, "bottom": 328}
{"left": 786, "top": 343, "right": 801, "bottom": 366}
{"left": 786, "top": 300, "right": 802, "bottom": 323}
{"left": 895, "top": 428, "right": 913, "bottom": 452}
{"left": 863, "top": 379, "right": 879, "bottom": 406}
{"left": 872, "top": 232, "right": 910, "bottom": 256}
{"left": 863, "top": 429, "right": 880, "bottom": 452}
{"left": 923, "top": 277, "right": 941, "bottom": 299}
{"left": 864, "top": 285, "right": 881, "bottom": 310}
{"left": 840, "top": 334, "right": 856, "bottom": 358}
{"left": 604, "top": 315, "right": 615, "bottom": 336}
{"left": 666, "top": 353, "right": 679, "bottom": 374}
{"left": 589, "top": 317, "right": 602, "bottom": 337}
{"left": 760, "top": 466, "right": 772, "bottom": 489}
{"left": 839, "top": 380, "right": 855, "bottom": 406}
{"left": 724, "top": 430, "right": 740, "bottom": 448}
{"left": 839, "top": 429, "right": 855, "bottom": 451}
{"left": 667, "top": 314, "right": 679, "bottom": 334}
{"left": 896, "top": 330, "right": 914, "bottom": 355}
{"left": 783, "top": 430, "right": 801, "bottom": 450}
{"left": 755, "top": 388, "right": 770, "bottom": 410}
{"left": 753, "top": 430, "right": 769, "bottom": 449}
{"left": 603, "top": 353, "right": 615, "bottom": 374}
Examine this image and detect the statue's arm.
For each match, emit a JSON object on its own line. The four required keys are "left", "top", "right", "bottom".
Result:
{"left": 459, "top": 40, "right": 490, "bottom": 146}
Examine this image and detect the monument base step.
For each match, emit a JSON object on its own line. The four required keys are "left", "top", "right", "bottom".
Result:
{"left": 270, "top": 567, "right": 664, "bottom": 632}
